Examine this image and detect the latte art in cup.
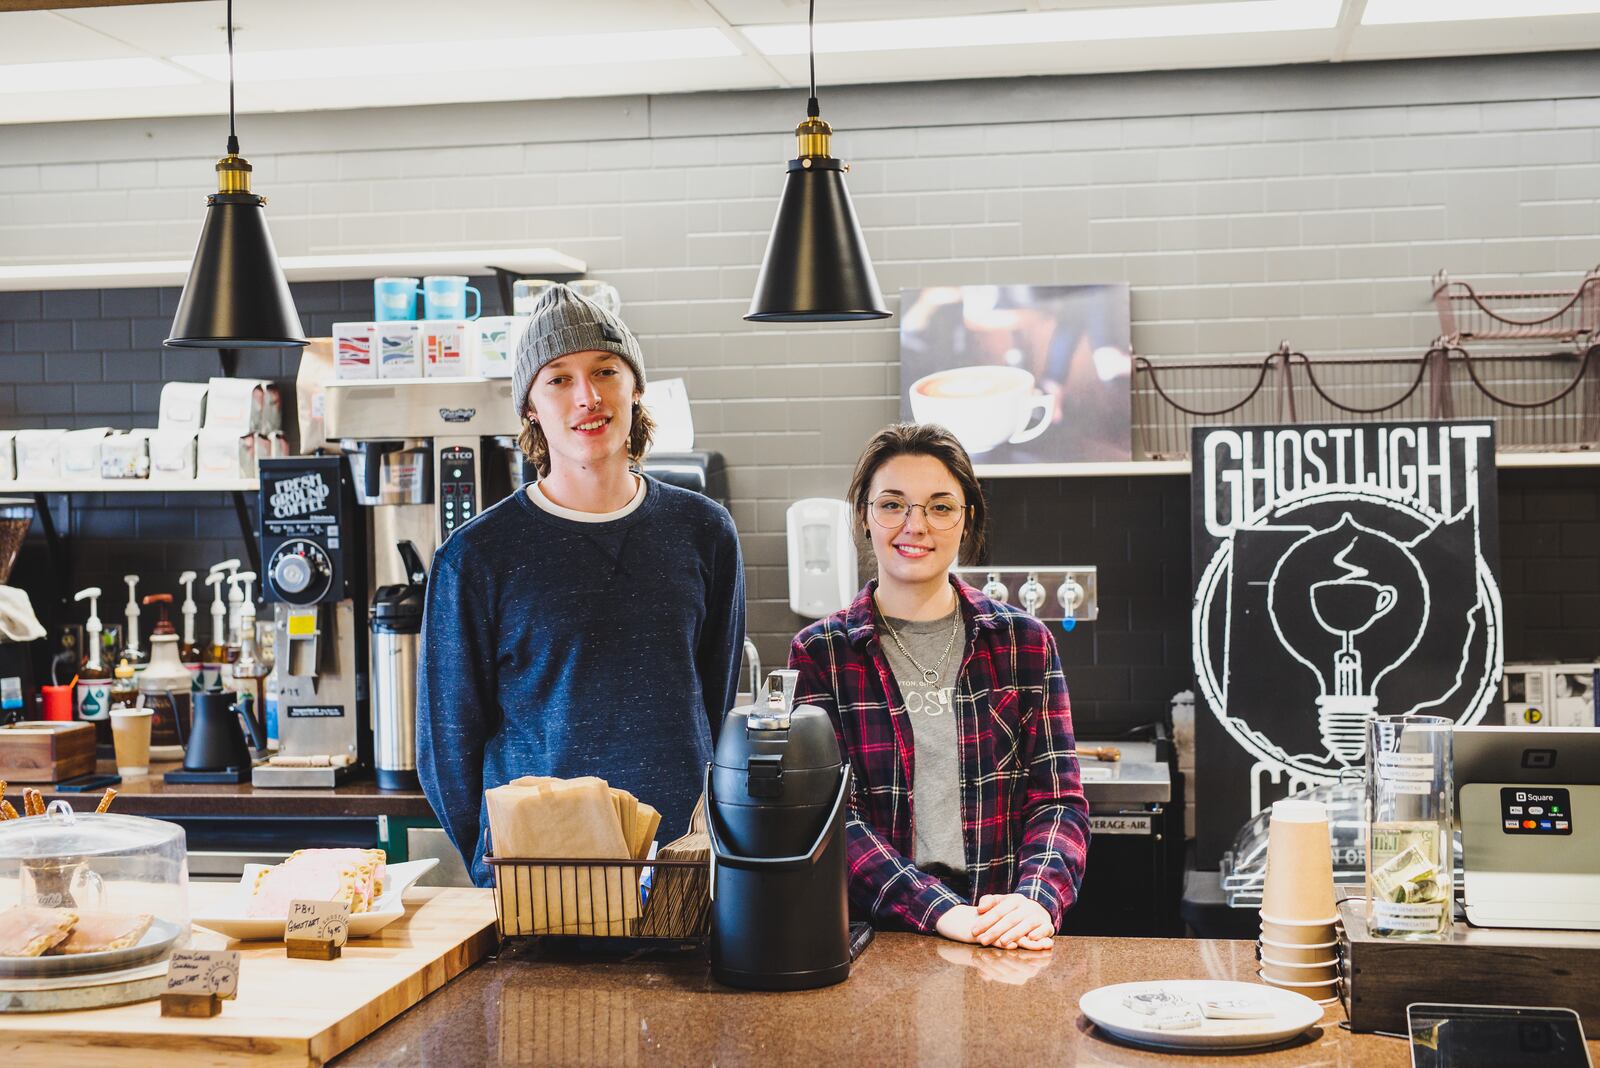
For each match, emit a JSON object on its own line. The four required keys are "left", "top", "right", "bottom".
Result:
{"left": 915, "top": 369, "right": 1021, "bottom": 400}
{"left": 908, "top": 365, "right": 1053, "bottom": 455}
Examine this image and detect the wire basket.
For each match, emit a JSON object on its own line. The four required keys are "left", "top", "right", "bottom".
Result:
{"left": 486, "top": 855, "right": 710, "bottom": 949}
{"left": 1132, "top": 344, "right": 1600, "bottom": 460}
{"left": 1433, "top": 267, "right": 1600, "bottom": 346}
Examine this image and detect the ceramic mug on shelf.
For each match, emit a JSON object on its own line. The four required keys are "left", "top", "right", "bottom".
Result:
{"left": 423, "top": 275, "right": 482, "bottom": 321}
{"left": 908, "top": 365, "right": 1052, "bottom": 455}
{"left": 374, "top": 277, "right": 423, "bottom": 322}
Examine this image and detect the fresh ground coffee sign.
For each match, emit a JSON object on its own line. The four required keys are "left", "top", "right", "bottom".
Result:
{"left": 1191, "top": 421, "right": 1502, "bottom": 865}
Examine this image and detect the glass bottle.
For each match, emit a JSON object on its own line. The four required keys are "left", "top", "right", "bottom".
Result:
{"left": 109, "top": 658, "right": 138, "bottom": 712}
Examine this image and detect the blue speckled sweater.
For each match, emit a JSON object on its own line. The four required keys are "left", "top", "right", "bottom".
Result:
{"left": 417, "top": 477, "right": 745, "bottom": 886}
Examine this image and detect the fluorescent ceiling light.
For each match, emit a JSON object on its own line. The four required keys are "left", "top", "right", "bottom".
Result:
{"left": 1363, "top": 0, "right": 1600, "bottom": 23}
{"left": 172, "top": 27, "right": 739, "bottom": 82}
{"left": 741, "top": 1, "right": 1341, "bottom": 55}
{"left": 0, "top": 57, "right": 196, "bottom": 94}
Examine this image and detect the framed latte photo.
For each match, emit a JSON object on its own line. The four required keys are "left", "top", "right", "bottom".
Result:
{"left": 898, "top": 283, "right": 1133, "bottom": 466}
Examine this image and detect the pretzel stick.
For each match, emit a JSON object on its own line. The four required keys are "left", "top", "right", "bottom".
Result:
{"left": 0, "top": 799, "right": 17, "bottom": 820}
{"left": 95, "top": 788, "right": 118, "bottom": 814}
{"left": 24, "top": 788, "right": 41, "bottom": 817}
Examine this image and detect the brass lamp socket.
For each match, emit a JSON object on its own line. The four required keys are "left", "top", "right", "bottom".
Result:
{"left": 794, "top": 115, "right": 833, "bottom": 160}
{"left": 215, "top": 154, "right": 253, "bottom": 195}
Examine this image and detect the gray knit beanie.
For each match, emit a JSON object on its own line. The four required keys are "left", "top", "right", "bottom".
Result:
{"left": 513, "top": 283, "right": 646, "bottom": 418}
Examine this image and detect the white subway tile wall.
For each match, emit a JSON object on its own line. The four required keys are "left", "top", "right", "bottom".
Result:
{"left": 2, "top": 56, "right": 1599, "bottom": 723}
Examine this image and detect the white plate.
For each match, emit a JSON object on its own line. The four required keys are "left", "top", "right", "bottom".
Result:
{"left": 1079, "top": 979, "right": 1326, "bottom": 1051}
{"left": 191, "top": 858, "right": 438, "bottom": 941}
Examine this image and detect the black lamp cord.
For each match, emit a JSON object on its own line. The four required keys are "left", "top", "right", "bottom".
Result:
{"left": 226, "top": 0, "right": 238, "bottom": 155}
{"left": 806, "top": 0, "right": 818, "bottom": 118}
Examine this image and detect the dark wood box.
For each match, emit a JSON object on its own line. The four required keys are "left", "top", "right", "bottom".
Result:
{"left": 0, "top": 721, "right": 97, "bottom": 783}
{"left": 1339, "top": 898, "right": 1600, "bottom": 1033}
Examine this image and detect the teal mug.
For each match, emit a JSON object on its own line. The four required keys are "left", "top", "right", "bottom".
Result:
{"left": 423, "top": 275, "right": 481, "bottom": 321}
{"left": 374, "top": 277, "right": 422, "bottom": 322}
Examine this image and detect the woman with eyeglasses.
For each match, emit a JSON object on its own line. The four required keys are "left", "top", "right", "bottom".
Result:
{"left": 788, "top": 422, "right": 1090, "bottom": 951}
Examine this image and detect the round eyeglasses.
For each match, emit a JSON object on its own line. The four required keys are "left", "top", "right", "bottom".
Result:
{"left": 868, "top": 494, "right": 968, "bottom": 531}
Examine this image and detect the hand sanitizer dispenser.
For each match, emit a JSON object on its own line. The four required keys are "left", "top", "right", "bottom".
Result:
{"left": 786, "top": 498, "right": 857, "bottom": 619}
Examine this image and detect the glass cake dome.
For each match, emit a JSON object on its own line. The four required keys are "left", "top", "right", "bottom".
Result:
{"left": 0, "top": 802, "right": 189, "bottom": 976}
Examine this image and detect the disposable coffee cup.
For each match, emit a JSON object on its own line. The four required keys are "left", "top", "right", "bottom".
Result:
{"left": 1259, "top": 935, "right": 1337, "bottom": 963}
{"left": 1258, "top": 969, "right": 1339, "bottom": 991}
{"left": 1259, "top": 955, "right": 1338, "bottom": 984}
{"left": 109, "top": 708, "right": 153, "bottom": 776}
{"left": 1260, "top": 917, "right": 1338, "bottom": 946}
{"left": 1258, "top": 798, "right": 1338, "bottom": 924}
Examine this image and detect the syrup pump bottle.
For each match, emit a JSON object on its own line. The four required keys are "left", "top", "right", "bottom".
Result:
{"left": 228, "top": 571, "right": 269, "bottom": 753}
{"left": 121, "top": 574, "right": 149, "bottom": 674}
{"left": 177, "top": 570, "right": 203, "bottom": 694}
{"left": 203, "top": 559, "right": 239, "bottom": 690}
{"left": 109, "top": 658, "right": 138, "bottom": 713}
{"left": 73, "top": 586, "right": 113, "bottom": 746}
{"left": 138, "top": 593, "right": 192, "bottom": 755}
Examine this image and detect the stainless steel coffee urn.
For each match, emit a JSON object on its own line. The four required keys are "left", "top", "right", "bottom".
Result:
{"left": 371, "top": 541, "right": 426, "bottom": 791}
{"left": 706, "top": 669, "right": 852, "bottom": 990}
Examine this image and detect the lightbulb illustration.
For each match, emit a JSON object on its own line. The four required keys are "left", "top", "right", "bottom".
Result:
{"left": 1268, "top": 514, "right": 1429, "bottom": 765}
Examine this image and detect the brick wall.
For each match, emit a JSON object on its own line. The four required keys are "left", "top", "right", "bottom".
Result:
{"left": 3, "top": 51, "right": 1599, "bottom": 731}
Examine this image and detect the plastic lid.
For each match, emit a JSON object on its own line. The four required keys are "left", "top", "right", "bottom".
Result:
{"left": 114, "top": 658, "right": 135, "bottom": 680}
{"left": 371, "top": 583, "right": 424, "bottom": 631}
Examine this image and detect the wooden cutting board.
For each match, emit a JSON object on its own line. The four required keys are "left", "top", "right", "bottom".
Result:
{"left": 0, "top": 884, "right": 497, "bottom": 1067}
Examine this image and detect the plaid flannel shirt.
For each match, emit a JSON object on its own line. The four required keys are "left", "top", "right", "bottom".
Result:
{"left": 788, "top": 576, "right": 1091, "bottom": 933}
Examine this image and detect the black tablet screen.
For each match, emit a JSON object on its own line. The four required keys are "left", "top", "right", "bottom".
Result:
{"left": 1410, "top": 1004, "right": 1590, "bottom": 1068}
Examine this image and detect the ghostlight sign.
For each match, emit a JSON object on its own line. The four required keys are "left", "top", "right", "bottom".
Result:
{"left": 1190, "top": 421, "right": 1502, "bottom": 865}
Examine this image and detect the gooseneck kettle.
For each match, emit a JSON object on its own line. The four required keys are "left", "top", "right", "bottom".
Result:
{"left": 707, "top": 669, "right": 852, "bottom": 990}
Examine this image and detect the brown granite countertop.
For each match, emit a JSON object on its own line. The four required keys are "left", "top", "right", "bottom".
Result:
{"left": 25, "top": 759, "right": 434, "bottom": 818}
{"left": 333, "top": 929, "right": 1576, "bottom": 1067}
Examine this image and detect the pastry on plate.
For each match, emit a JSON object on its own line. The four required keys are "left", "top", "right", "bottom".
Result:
{"left": 47, "top": 911, "right": 155, "bottom": 955}
{"left": 247, "top": 848, "right": 387, "bottom": 918}
{"left": 0, "top": 906, "right": 77, "bottom": 957}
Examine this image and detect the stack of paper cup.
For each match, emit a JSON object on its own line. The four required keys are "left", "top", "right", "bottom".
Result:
{"left": 1256, "top": 798, "right": 1340, "bottom": 1003}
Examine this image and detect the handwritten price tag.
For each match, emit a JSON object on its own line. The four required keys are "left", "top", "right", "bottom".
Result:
{"left": 286, "top": 899, "right": 350, "bottom": 947}
{"left": 166, "top": 949, "right": 241, "bottom": 999}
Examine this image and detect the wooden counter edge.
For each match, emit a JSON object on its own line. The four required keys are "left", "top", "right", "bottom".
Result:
{"left": 310, "top": 909, "right": 499, "bottom": 1066}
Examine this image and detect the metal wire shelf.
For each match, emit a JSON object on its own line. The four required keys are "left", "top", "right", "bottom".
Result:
{"left": 1131, "top": 343, "right": 1600, "bottom": 460}
{"left": 485, "top": 855, "right": 710, "bottom": 952}
{"left": 1433, "top": 266, "right": 1600, "bottom": 347}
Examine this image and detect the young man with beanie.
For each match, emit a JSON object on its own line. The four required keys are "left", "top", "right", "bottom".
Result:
{"left": 417, "top": 284, "right": 746, "bottom": 886}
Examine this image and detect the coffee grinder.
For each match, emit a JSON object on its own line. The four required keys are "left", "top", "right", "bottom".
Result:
{"left": 254, "top": 455, "right": 368, "bottom": 788}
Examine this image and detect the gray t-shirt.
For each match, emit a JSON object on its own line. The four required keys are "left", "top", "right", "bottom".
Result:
{"left": 877, "top": 608, "right": 966, "bottom": 876}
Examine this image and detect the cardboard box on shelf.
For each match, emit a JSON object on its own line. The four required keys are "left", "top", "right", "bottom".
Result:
{"left": 1503, "top": 662, "right": 1600, "bottom": 726}
{"left": 474, "top": 316, "right": 527, "bottom": 379}
{"left": 419, "top": 320, "right": 473, "bottom": 379}
{"left": 377, "top": 322, "right": 421, "bottom": 379}
{"left": 333, "top": 322, "right": 377, "bottom": 381}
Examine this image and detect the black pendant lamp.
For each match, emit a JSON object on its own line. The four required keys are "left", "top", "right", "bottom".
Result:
{"left": 166, "top": 0, "right": 305, "bottom": 349}
{"left": 745, "top": 1, "right": 890, "bottom": 323}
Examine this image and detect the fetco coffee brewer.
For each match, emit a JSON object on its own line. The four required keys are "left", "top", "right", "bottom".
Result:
{"left": 706, "top": 669, "right": 852, "bottom": 990}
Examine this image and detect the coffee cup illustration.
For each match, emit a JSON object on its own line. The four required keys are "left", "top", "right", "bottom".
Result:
{"left": 908, "top": 365, "right": 1051, "bottom": 454}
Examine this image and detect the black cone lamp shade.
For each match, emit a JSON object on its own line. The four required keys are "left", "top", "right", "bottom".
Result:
{"left": 166, "top": 154, "right": 306, "bottom": 348}
{"left": 746, "top": 114, "right": 890, "bottom": 323}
